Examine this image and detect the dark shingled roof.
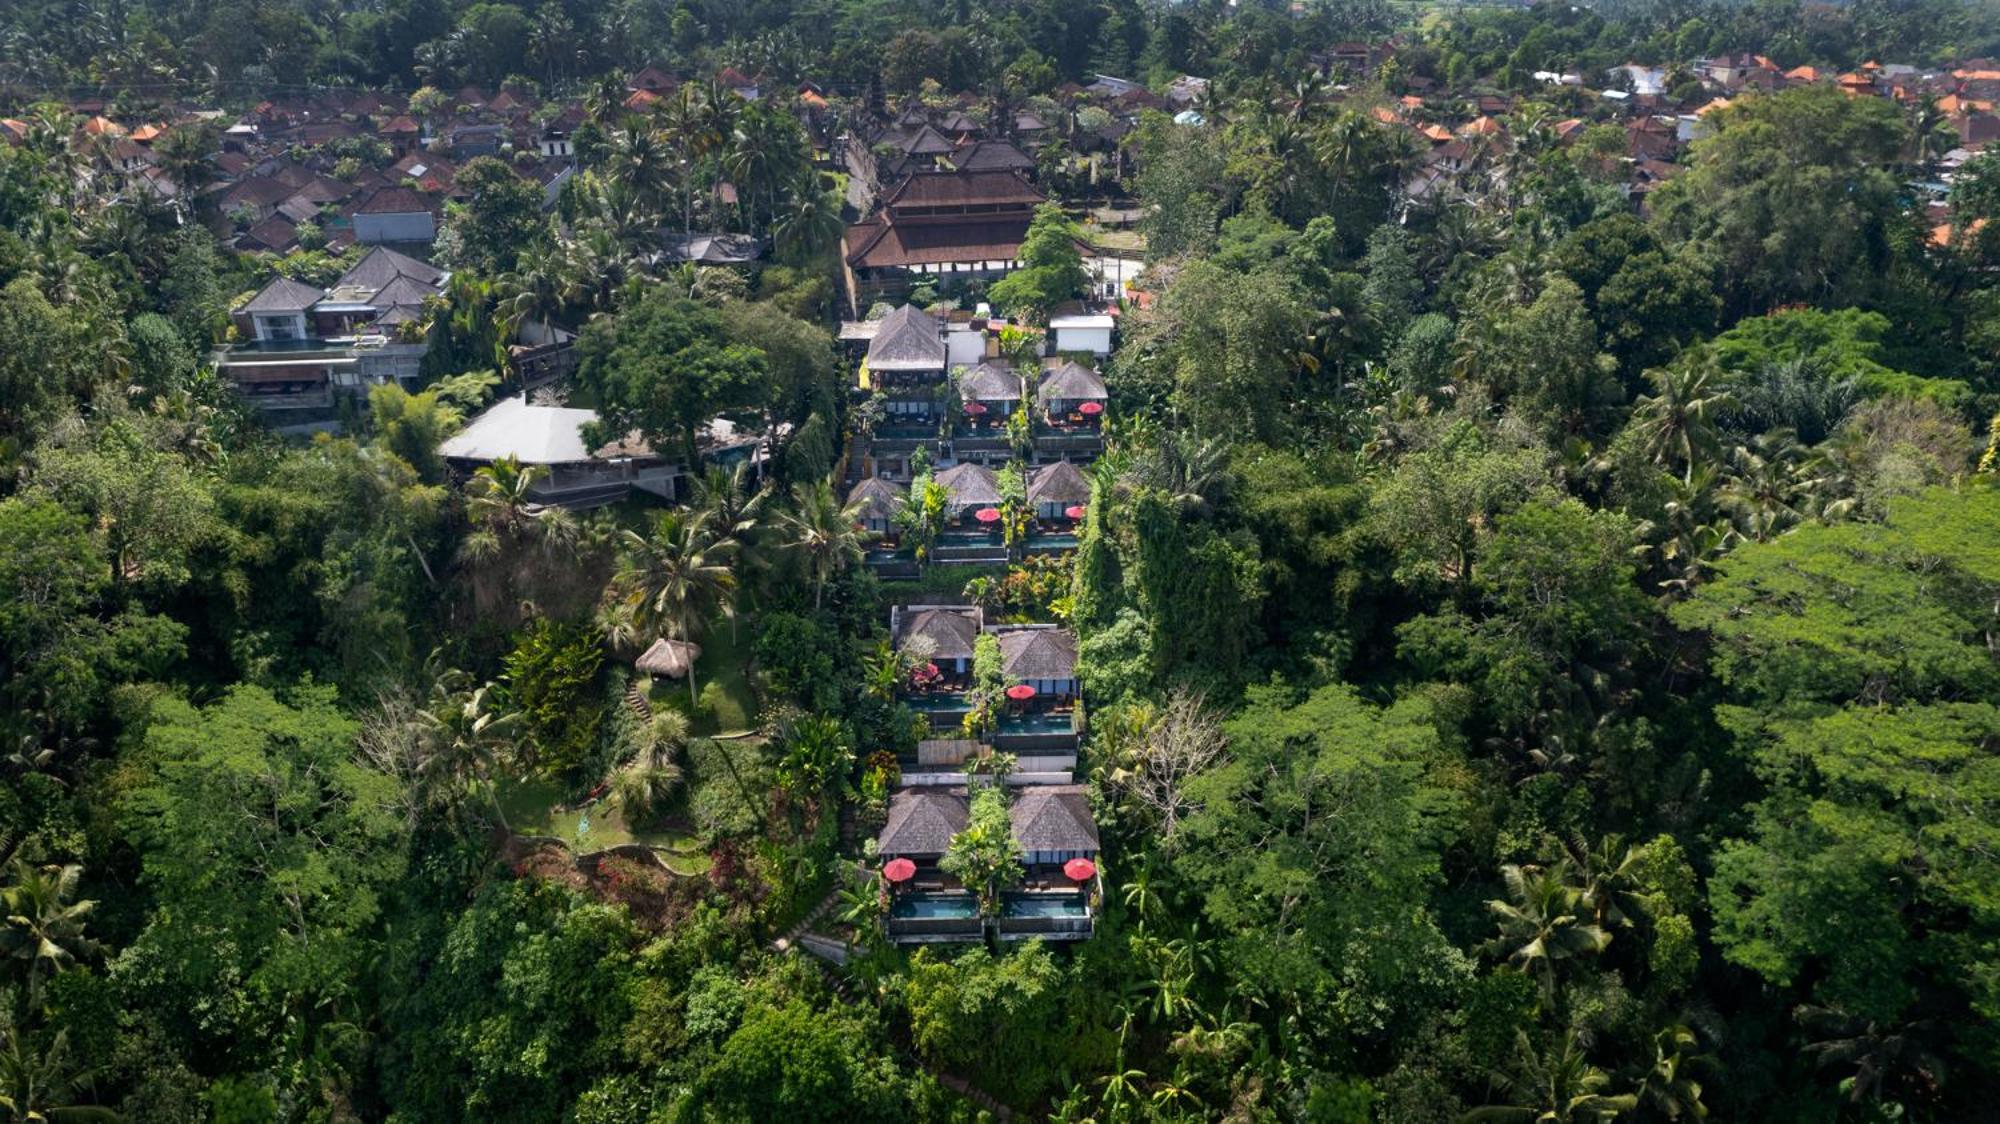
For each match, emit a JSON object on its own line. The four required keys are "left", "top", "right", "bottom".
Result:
{"left": 865, "top": 304, "right": 946, "bottom": 371}
{"left": 357, "top": 186, "right": 434, "bottom": 214}
{"left": 846, "top": 215, "right": 1035, "bottom": 270}
{"left": 881, "top": 168, "right": 1045, "bottom": 210}
{"left": 1009, "top": 787, "right": 1099, "bottom": 853}
{"left": 996, "top": 628, "right": 1078, "bottom": 680}
{"left": 846, "top": 476, "right": 906, "bottom": 522}
{"left": 897, "top": 607, "right": 981, "bottom": 661}
{"left": 934, "top": 462, "right": 1001, "bottom": 508}
{"left": 949, "top": 139, "right": 1036, "bottom": 173}
{"left": 1037, "top": 361, "right": 1108, "bottom": 403}
{"left": 1027, "top": 460, "right": 1092, "bottom": 506}
{"left": 237, "top": 274, "right": 322, "bottom": 313}
{"left": 335, "top": 245, "right": 443, "bottom": 291}
{"left": 958, "top": 362, "right": 1024, "bottom": 402}
{"left": 878, "top": 788, "right": 968, "bottom": 857}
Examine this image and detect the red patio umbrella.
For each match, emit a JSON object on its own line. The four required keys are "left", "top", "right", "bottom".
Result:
{"left": 1063, "top": 858, "right": 1097, "bottom": 881}
{"left": 883, "top": 858, "right": 917, "bottom": 883}
{"left": 1005, "top": 683, "right": 1036, "bottom": 701}
{"left": 1078, "top": 400, "right": 1104, "bottom": 416}
{"left": 1064, "top": 504, "right": 1086, "bottom": 519}
{"left": 963, "top": 401, "right": 988, "bottom": 415}
{"left": 973, "top": 507, "right": 1001, "bottom": 523}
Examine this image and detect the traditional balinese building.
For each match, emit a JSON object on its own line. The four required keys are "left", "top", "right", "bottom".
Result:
{"left": 842, "top": 168, "right": 1048, "bottom": 311}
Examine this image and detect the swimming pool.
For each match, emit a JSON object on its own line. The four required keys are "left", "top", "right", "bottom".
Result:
{"left": 1002, "top": 894, "right": 1089, "bottom": 919}
{"left": 907, "top": 693, "right": 972, "bottom": 714}
{"left": 999, "top": 711, "right": 1074, "bottom": 734}
{"left": 1026, "top": 533, "right": 1079, "bottom": 550}
{"left": 892, "top": 894, "right": 980, "bottom": 920}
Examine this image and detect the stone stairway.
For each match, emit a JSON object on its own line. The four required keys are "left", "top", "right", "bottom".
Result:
{"left": 624, "top": 682, "right": 653, "bottom": 723}
{"left": 770, "top": 884, "right": 844, "bottom": 953}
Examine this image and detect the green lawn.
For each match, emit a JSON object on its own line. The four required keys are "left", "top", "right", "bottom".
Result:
{"left": 647, "top": 618, "right": 759, "bottom": 735}
{"left": 497, "top": 774, "right": 706, "bottom": 865}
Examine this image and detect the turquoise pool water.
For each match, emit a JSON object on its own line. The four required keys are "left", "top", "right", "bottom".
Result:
{"left": 892, "top": 894, "right": 980, "bottom": 920}
{"left": 907, "top": 693, "right": 971, "bottom": 714}
{"left": 1002, "top": 894, "right": 1089, "bottom": 919}
{"left": 1027, "top": 533, "right": 1079, "bottom": 550}
{"left": 1000, "top": 711, "right": 1074, "bottom": 734}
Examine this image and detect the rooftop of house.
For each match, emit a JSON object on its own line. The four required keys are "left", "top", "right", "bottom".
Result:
{"left": 1009, "top": 786, "right": 1100, "bottom": 853}
{"left": 895, "top": 606, "right": 982, "bottom": 661}
{"left": 865, "top": 304, "right": 947, "bottom": 370}
{"left": 933, "top": 462, "right": 1002, "bottom": 508}
{"left": 1037, "top": 361, "right": 1108, "bottom": 402}
{"left": 1026, "top": 460, "right": 1092, "bottom": 506}
{"left": 994, "top": 627, "right": 1079, "bottom": 681}
{"left": 877, "top": 787, "right": 971, "bottom": 857}
{"left": 847, "top": 476, "right": 906, "bottom": 521}
{"left": 958, "top": 361, "right": 1025, "bottom": 401}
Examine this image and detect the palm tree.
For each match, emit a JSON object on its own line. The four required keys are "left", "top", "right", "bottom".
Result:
{"left": 0, "top": 1028, "right": 120, "bottom": 1123}
{"left": 1463, "top": 1030, "right": 1637, "bottom": 1123}
{"left": 770, "top": 178, "right": 844, "bottom": 264}
{"left": 773, "top": 478, "right": 869, "bottom": 608}
{"left": 413, "top": 668, "right": 520, "bottom": 828}
{"left": 1632, "top": 358, "right": 1736, "bottom": 484}
{"left": 1796, "top": 1005, "right": 1946, "bottom": 1107}
{"left": 1718, "top": 432, "right": 1805, "bottom": 543}
{"left": 1, "top": 861, "right": 103, "bottom": 997}
{"left": 896, "top": 476, "right": 951, "bottom": 566}
{"left": 1556, "top": 834, "right": 1644, "bottom": 932}
{"left": 457, "top": 456, "right": 578, "bottom": 620}
{"left": 617, "top": 510, "right": 738, "bottom": 705}
{"left": 1481, "top": 863, "right": 1611, "bottom": 1001}
{"left": 1636, "top": 1024, "right": 1708, "bottom": 1121}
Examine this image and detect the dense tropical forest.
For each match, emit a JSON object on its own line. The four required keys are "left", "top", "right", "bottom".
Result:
{"left": 5, "top": 0, "right": 2000, "bottom": 1121}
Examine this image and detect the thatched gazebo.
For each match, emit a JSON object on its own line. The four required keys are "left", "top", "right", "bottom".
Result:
{"left": 635, "top": 638, "right": 702, "bottom": 681}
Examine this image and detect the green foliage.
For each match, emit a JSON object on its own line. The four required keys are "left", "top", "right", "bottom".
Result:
{"left": 577, "top": 290, "right": 769, "bottom": 465}
{"left": 502, "top": 619, "right": 606, "bottom": 778}
{"left": 1709, "top": 306, "right": 1970, "bottom": 409}
{"left": 940, "top": 783, "right": 1022, "bottom": 915}
{"left": 753, "top": 612, "right": 843, "bottom": 711}
{"left": 1177, "top": 684, "right": 1470, "bottom": 1031}
{"left": 902, "top": 944, "right": 1069, "bottom": 1103}
{"left": 117, "top": 685, "right": 406, "bottom": 1073}
{"left": 987, "top": 204, "right": 1090, "bottom": 322}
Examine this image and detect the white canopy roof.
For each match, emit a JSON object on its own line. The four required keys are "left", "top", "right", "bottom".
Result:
{"left": 438, "top": 396, "right": 601, "bottom": 465}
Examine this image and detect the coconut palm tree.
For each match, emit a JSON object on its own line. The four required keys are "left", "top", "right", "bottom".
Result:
{"left": 617, "top": 510, "right": 738, "bottom": 705}
{"left": 1464, "top": 1030, "right": 1637, "bottom": 1123}
{"left": 0, "top": 1027, "right": 119, "bottom": 1124}
{"left": 771, "top": 178, "right": 844, "bottom": 264}
{"left": 1481, "top": 863, "right": 1611, "bottom": 1002}
{"left": 1555, "top": 834, "right": 1644, "bottom": 932}
{"left": 775, "top": 478, "right": 867, "bottom": 609}
{"left": 1796, "top": 1005, "right": 1946, "bottom": 1108}
{"left": 1, "top": 861, "right": 103, "bottom": 997}
{"left": 1632, "top": 358, "right": 1736, "bottom": 485}
{"left": 412, "top": 667, "right": 520, "bottom": 828}
{"left": 1636, "top": 1024, "right": 1708, "bottom": 1121}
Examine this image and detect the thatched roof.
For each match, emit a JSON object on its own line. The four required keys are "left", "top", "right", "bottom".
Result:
{"left": 934, "top": 462, "right": 1001, "bottom": 507}
{"left": 1010, "top": 787, "right": 1099, "bottom": 853}
{"left": 1037, "top": 360, "right": 1108, "bottom": 403}
{"left": 865, "top": 304, "right": 947, "bottom": 371}
{"left": 1027, "top": 460, "right": 1091, "bottom": 506}
{"left": 996, "top": 628, "right": 1078, "bottom": 680}
{"left": 958, "top": 362, "right": 1025, "bottom": 402}
{"left": 847, "top": 476, "right": 906, "bottom": 521}
{"left": 897, "top": 608, "right": 980, "bottom": 661}
{"left": 635, "top": 637, "right": 701, "bottom": 679}
{"left": 878, "top": 788, "right": 968, "bottom": 857}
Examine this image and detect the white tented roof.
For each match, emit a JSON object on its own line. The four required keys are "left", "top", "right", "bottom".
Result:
{"left": 1047, "top": 312, "right": 1115, "bottom": 330}
{"left": 438, "top": 396, "right": 600, "bottom": 465}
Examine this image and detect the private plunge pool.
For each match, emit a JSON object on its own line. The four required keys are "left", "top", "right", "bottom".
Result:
{"left": 999, "top": 710, "right": 1075, "bottom": 735}
{"left": 891, "top": 894, "right": 981, "bottom": 920}
{"left": 1001, "top": 893, "right": 1090, "bottom": 919}
{"left": 906, "top": 692, "right": 972, "bottom": 715}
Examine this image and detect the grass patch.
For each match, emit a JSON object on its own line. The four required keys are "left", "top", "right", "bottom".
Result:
{"left": 497, "top": 773, "right": 702, "bottom": 855}
{"left": 880, "top": 563, "right": 1006, "bottom": 603}
{"left": 649, "top": 620, "right": 760, "bottom": 735}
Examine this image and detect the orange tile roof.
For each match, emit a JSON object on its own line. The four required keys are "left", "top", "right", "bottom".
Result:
{"left": 625, "top": 89, "right": 660, "bottom": 110}
{"left": 1931, "top": 217, "right": 1989, "bottom": 247}
{"left": 129, "top": 123, "right": 165, "bottom": 143}
{"left": 1460, "top": 115, "right": 1505, "bottom": 137}
{"left": 1370, "top": 106, "right": 1397, "bottom": 124}
{"left": 1786, "top": 65, "right": 1822, "bottom": 82}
